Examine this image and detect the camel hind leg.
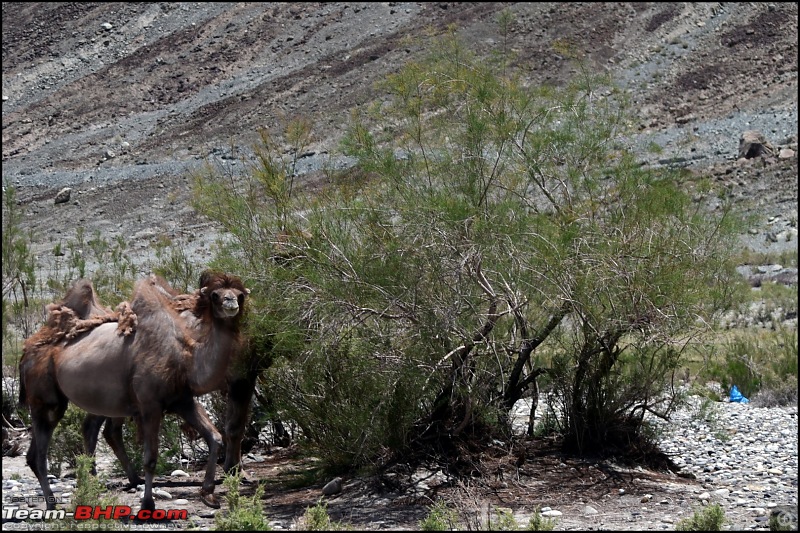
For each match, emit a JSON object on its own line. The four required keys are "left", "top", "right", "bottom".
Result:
{"left": 82, "top": 414, "right": 144, "bottom": 487}
{"left": 81, "top": 414, "right": 106, "bottom": 476}
{"left": 102, "top": 417, "right": 145, "bottom": 487}
{"left": 137, "top": 408, "right": 162, "bottom": 513}
{"left": 173, "top": 399, "right": 223, "bottom": 508}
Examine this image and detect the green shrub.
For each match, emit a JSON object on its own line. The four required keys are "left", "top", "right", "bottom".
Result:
{"left": 48, "top": 405, "right": 87, "bottom": 478}
{"left": 151, "top": 235, "right": 200, "bottom": 293}
{"left": 215, "top": 470, "right": 270, "bottom": 531}
{"left": 193, "top": 13, "right": 742, "bottom": 468}
{"left": 527, "top": 506, "right": 557, "bottom": 531}
{"left": 303, "top": 500, "right": 333, "bottom": 531}
{"left": 489, "top": 507, "right": 520, "bottom": 531}
{"left": 768, "top": 507, "right": 798, "bottom": 531}
{"left": 533, "top": 411, "right": 561, "bottom": 438}
{"left": 702, "top": 328, "right": 798, "bottom": 402}
{"left": 302, "top": 499, "right": 350, "bottom": 531}
{"left": 753, "top": 376, "right": 798, "bottom": 408}
{"left": 116, "top": 414, "right": 185, "bottom": 478}
{"left": 675, "top": 503, "right": 726, "bottom": 531}
{"left": 42, "top": 454, "right": 119, "bottom": 530}
{"left": 72, "top": 454, "right": 118, "bottom": 510}
{"left": 420, "top": 499, "right": 459, "bottom": 531}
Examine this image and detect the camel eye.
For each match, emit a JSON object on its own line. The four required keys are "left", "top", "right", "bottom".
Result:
{"left": 238, "top": 294, "right": 245, "bottom": 306}
{"left": 211, "top": 292, "right": 221, "bottom": 302}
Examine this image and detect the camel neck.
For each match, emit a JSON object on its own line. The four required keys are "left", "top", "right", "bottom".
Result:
{"left": 189, "top": 319, "right": 237, "bottom": 395}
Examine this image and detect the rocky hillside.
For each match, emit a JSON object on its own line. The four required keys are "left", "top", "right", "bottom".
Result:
{"left": 2, "top": 2, "right": 797, "bottom": 279}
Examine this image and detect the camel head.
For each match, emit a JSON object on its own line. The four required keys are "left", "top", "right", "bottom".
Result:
{"left": 197, "top": 270, "right": 250, "bottom": 321}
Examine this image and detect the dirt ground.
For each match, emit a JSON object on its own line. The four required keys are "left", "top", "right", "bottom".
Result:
{"left": 2, "top": 429, "right": 707, "bottom": 531}
{"left": 2, "top": 2, "right": 797, "bottom": 531}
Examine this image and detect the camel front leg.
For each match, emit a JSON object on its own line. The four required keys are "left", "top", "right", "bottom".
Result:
{"left": 175, "top": 399, "right": 223, "bottom": 508}
{"left": 223, "top": 375, "right": 257, "bottom": 473}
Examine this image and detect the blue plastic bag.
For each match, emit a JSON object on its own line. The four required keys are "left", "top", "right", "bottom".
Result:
{"left": 729, "top": 385, "right": 750, "bottom": 403}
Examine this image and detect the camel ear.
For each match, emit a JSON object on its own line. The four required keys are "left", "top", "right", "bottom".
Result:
{"left": 245, "top": 288, "right": 251, "bottom": 295}
{"left": 200, "top": 287, "right": 207, "bottom": 295}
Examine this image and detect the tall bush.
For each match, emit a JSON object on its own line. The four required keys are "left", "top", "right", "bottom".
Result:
{"left": 193, "top": 17, "right": 741, "bottom": 467}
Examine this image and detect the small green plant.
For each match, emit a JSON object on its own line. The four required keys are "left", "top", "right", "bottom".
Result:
{"left": 117, "top": 415, "right": 184, "bottom": 477}
{"left": 675, "top": 503, "right": 726, "bottom": 531}
{"left": 646, "top": 140, "right": 664, "bottom": 154}
{"left": 66, "top": 226, "right": 87, "bottom": 280}
{"left": 694, "top": 397, "right": 731, "bottom": 442}
{"left": 420, "top": 499, "right": 459, "bottom": 531}
{"left": 533, "top": 411, "right": 560, "bottom": 438}
{"left": 303, "top": 499, "right": 332, "bottom": 531}
{"left": 696, "top": 397, "right": 718, "bottom": 423}
{"left": 72, "top": 454, "right": 118, "bottom": 510}
{"left": 489, "top": 506, "right": 519, "bottom": 531}
{"left": 151, "top": 235, "right": 200, "bottom": 293}
{"left": 43, "top": 454, "right": 119, "bottom": 530}
{"left": 301, "top": 499, "right": 351, "bottom": 530}
{"left": 527, "top": 506, "right": 557, "bottom": 531}
{"left": 3, "top": 182, "right": 38, "bottom": 394}
{"left": 215, "top": 469, "right": 271, "bottom": 531}
{"left": 2, "top": 384, "right": 26, "bottom": 429}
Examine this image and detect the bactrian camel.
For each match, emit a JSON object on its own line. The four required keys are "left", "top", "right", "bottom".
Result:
{"left": 19, "top": 270, "right": 249, "bottom": 511}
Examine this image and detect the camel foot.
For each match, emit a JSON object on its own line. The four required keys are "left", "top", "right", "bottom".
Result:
{"left": 200, "top": 492, "right": 220, "bottom": 509}
{"left": 140, "top": 497, "right": 156, "bottom": 513}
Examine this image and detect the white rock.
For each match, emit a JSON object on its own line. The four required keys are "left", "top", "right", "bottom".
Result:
{"left": 153, "top": 488, "right": 172, "bottom": 499}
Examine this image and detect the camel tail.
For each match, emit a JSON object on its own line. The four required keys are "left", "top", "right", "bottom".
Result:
{"left": 18, "top": 369, "right": 27, "bottom": 407}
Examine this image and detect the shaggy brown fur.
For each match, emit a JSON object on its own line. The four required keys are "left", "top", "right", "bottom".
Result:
{"left": 27, "top": 280, "right": 136, "bottom": 346}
